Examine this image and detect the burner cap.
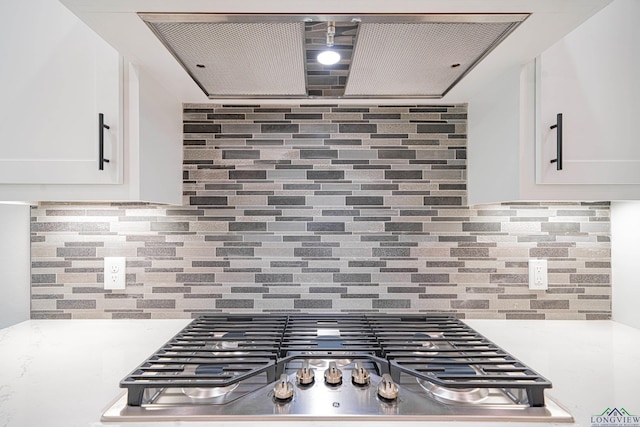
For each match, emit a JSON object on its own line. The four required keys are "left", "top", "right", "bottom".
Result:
{"left": 431, "top": 363, "right": 476, "bottom": 377}
{"left": 411, "top": 333, "right": 439, "bottom": 354}
{"left": 182, "top": 384, "right": 239, "bottom": 399}
{"left": 194, "top": 364, "right": 224, "bottom": 375}
{"left": 418, "top": 358, "right": 489, "bottom": 404}
{"left": 214, "top": 331, "right": 245, "bottom": 350}
{"left": 315, "top": 336, "right": 344, "bottom": 349}
{"left": 222, "top": 331, "right": 245, "bottom": 339}
{"left": 182, "top": 363, "right": 239, "bottom": 399}
{"left": 304, "top": 336, "right": 352, "bottom": 367}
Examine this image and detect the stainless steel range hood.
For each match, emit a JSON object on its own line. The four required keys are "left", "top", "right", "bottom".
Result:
{"left": 59, "top": 0, "right": 612, "bottom": 104}
{"left": 140, "top": 14, "right": 528, "bottom": 99}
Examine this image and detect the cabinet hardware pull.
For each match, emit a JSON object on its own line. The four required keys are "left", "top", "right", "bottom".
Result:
{"left": 99, "top": 113, "right": 110, "bottom": 170}
{"left": 549, "top": 113, "right": 562, "bottom": 171}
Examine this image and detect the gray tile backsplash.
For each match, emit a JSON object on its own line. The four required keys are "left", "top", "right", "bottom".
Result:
{"left": 30, "top": 104, "right": 611, "bottom": 319}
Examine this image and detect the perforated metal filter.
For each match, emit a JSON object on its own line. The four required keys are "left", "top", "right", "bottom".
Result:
{"left": 141, "top": 15, "right": 526, "bottom": 99}
{"left": 148, "top": 22, "right": 307, "bottom": 96}
{"left": 344, "top": 22, "right": 517, "bottom": 97}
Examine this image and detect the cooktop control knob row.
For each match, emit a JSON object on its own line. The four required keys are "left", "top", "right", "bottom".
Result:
{"left": 324, "top": 361, "right": 343, "bottom": 385}
{"left": 273, "top": 374, "right": 294, "bottom": 401}
{"left": 377, "top": 374, "right": 399, "bottom": 400}
{"left": 296, "top": 361, "right": 315, "bottom": 386}
{"left": 351, "top": 362, "right": 371, "bottom": 386}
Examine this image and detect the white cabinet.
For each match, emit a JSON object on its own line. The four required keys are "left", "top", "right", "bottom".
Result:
{"left": 0, "top": 64, "right": 183, "bottom": 204}
{"left": 0, "top": 0, "right": 122, "bottom": 185}
{"left": 0, "top": 0, "right": 182, "bottom": 204}
{"left": 536, "top": 0, "right": 640, "bottom": 185}
{"left": 468, "top": 0, "right": 640, "bottom": 205}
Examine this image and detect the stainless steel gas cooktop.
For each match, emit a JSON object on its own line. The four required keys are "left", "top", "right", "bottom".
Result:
{"left": 102, "top": 314, "right": 573, "bottom": 422}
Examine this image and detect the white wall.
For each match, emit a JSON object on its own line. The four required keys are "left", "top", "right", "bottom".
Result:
{"left": 0, "top": 204, "right": 31, "bottom": 329}
{"left": 611, "top": 202, "right": 640, "bottom": 329}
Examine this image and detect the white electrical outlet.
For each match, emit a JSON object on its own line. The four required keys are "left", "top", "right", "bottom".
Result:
{"left": 104, "top": 257, "right": 126, "bottom": 290}
{"left": 528, "top": 259, "right": 548, "bottom": 290}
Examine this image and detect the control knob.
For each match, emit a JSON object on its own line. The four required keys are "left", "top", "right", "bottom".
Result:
{"left": 377, "top": 374, "right": 399, "bottom": 400}
{"left": 273, "top": 374, "right": 294, "bottom": 401}
{"left": 324, "top": 361, "right": 343, "bottom": 385}
{"left": 296, "top": 360, "right": 315, "bottom": 386}
{"left": 351, "top": 362, "right": 370, "bottom": 386}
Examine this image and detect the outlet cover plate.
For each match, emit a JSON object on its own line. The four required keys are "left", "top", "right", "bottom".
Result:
{"left": 104, "top": 257, "right": 126, "bottom": 290}
{"left": 528, "top": 259, "right": 548, "bottom": 290}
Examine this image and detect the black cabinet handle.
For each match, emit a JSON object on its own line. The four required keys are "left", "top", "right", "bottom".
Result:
{"left": 549, "top": 113, "right": 562, "bottom": 171}
{"left": 99, "top": 113, "right": 110, "bottom": 170}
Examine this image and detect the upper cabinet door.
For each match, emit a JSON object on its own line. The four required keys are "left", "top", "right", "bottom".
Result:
{"left": 0, "top": 0, "right": 122, "bottom": 185}
{"left": 537, "top": 0, "right": 640, "bottom": 185}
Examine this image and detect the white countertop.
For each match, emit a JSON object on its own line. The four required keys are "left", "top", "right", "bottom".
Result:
{"left": 0, "top": 319, "right": 638, "bottom": 427}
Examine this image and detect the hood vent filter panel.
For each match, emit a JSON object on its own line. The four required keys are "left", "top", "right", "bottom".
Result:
{"left": 141, "top": 14, "right": 527, "bottom": 99}
{"left": 148, "top": 22, "right": 307, "bottom": 97}
{"left": 344, "top": 22, "right": 518, "bottom": 97}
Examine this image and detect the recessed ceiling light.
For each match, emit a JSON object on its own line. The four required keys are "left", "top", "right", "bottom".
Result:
{"left": 317, "top": 50, "right": 341, "bottom": 65}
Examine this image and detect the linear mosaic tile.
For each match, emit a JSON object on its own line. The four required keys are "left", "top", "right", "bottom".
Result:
{"left": 30, "top": 104, "right": 611, "bottom": 320}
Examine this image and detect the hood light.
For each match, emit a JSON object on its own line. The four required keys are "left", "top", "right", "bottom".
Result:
{"left": 317, "top": 21, "right": 340, "bottom": 65}
{"left": 317, "top": 50, "right": 341, "bottom": 65}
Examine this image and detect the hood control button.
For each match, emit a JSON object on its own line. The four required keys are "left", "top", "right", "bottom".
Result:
{"left": 324, "top": 361, "right": 343, "bottom": 385}
{"left": 377, "top": 374, "right": 399, "bottom": 400}
{"left": 351, "top": 362, "right": 371, "bottom": 386}
{"left": 273, "top": 374, "right": 294, "bottom": 401}
{"left": 296, "top": 360, "right": 315, "bottom": 386}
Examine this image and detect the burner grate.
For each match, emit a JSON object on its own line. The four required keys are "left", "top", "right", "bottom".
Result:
{"left": 368, "top": 315, "right": 551, "bottom": 406}
{"left": 120, "top": 315, "right": 287, "bottom": 406}
{"left": 120, "top": 314, "right": 552, "bottom": 408}
{"left": 279, "top": 314, "right": 382, "bottom": 356}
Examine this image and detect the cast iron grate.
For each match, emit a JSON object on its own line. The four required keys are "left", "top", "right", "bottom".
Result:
{"left": 120, "top": 315, "right": 288, "bottom": 406}
{"left": 279, "top": 313, "right": 382, "bottom": 357}
{"left": 120, "top": 314, "right": 551, "bottom": 407}
{"left": 368, "top": 315, "right": 551, "bottom": 406}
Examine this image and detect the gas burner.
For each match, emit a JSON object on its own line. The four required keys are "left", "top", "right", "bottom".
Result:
{"left": 411, "top": 332, "right": 441, "bottom": 354}
{"left": 181, "top": 364, "right": 239, "bottom": 399}
{"left": 182, "top": 385, "right": 239, "bottom": 399}
{"left": 417, "top": 361, "right": 489, "bottom": 404}
{"left": 304, "top": 331, "right": 355, "bottom": 367}
{"left": 304, "top": 354, "right": 355, "bottom": 368}
{"left": 212, "top": 331, "right": 245, "bottom": 350}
